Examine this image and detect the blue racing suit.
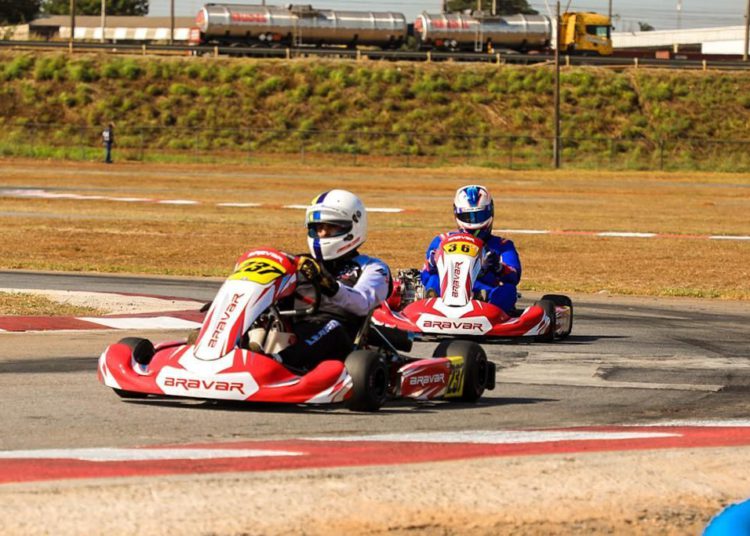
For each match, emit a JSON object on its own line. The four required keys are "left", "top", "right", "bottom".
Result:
{"left": 420, "top": 231, "right": 521, "bottom": 314}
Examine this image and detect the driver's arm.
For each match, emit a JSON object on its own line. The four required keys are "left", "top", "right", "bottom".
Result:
{"left": 326, "top": 260, "right": 391, "bottom": 317}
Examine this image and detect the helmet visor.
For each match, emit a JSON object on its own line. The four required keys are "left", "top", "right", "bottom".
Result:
{"left": 455, "top": 207, "right": 493, "bottom": 225}
{"left": 307, "top": 221, "right": 352, "bottom": 238}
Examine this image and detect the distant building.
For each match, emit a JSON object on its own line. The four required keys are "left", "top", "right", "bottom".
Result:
{"left": 613, "top": 26, "right": 748, "bottom": 56}
{"left": 3, "top": 15, "right": 195, "bottom": 42}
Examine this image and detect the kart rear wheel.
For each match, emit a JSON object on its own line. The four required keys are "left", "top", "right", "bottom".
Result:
{"left": 541, "top": 294, "right": 573, "bottom": 339}
{"left": 432, "top": 340, "right": 491, "bottom": 402}
{"left": 534, "top": 299, "right": 556, "bottom": 342}
{"left": 345, "top": 350, "right": 388, "bottom": 412}
{"left": 118, "top": 337, "right": 155, "bottom": 366}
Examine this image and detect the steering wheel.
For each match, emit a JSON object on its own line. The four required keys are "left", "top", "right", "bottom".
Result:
{"left": 276, "top": 254, "right": 321, "bottom": 318}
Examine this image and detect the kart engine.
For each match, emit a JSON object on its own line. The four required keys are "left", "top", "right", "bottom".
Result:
{"left": 395, "top": 268, "right": 424, "bottom": 309}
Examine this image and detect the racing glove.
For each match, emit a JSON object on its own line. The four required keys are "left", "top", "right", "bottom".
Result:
{"left": 425, "top": 249, "right": 437, "bottom": 273}
{"left": 481, "top": 251, "right": 502, "bottom": 274}
{"left": 297, "top": 256, "right": 339, "bottom": 297}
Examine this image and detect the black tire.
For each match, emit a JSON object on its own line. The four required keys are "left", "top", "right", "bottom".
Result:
{"left": 541, "top": 294, "right": 573, "bottom": 339}
{"left": 345, "top": 350, "right": 388, "bottom": 412}
{"left": 534, "top": 299, "right": 556, "bottom": 342}
{"left": 432, "top": 340, "right": 490, "bottom": 402}
{"left": 118, "top": 337, "right": 155, "bottom": 365}
{"left": 112, "top": 337, "right": 155, "bottom": 399}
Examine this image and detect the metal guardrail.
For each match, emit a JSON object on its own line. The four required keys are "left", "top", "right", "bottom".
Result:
{"left": 2, "top": 39, "right": 750, "bottom": 70}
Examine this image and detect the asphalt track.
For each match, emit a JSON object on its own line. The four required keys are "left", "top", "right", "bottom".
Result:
{"left": 1, "top": 271, "right": 750, "bottom": 533}
{"left": 2, "top": 270, "right": 749, "bottom": 446}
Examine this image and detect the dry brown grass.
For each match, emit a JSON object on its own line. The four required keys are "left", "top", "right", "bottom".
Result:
{"left": 0, "top": 291, "right": 104, "bottom": 316}
{"left": 0, "top": 158, "right": 748, "bottom": 300}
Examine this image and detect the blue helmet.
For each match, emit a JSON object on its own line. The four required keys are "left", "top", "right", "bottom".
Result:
{"left": 453, "top": 185, "right": 494, "bottom": 235}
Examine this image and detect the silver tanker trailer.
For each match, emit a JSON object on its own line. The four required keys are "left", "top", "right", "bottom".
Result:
{"left": 415, "top": 11, "right": 553, "bottom": 53}
{"left": 194, "top": 3, "right": 408, "bottom": 48}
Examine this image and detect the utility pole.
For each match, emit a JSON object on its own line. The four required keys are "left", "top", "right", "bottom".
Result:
{"left": 100, "top": 0, "right": 106, "bottom": 43}
{"left": 744, "top": 0, "right": 750, "bottom": 61}
{"left": 608, "top": 0, "right": 612, "bottom": 25}
{"left": 69, "top": 0, "right": 76, "bottom": 50}
{"left": 170, "top": 0, "right": 175, "bottom": 44}
{"left": 553, "top": 0, "right": 561, "bottom": 169}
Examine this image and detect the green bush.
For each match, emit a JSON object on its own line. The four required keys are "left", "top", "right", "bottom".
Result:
{"left": 257, "top": 76, "right": 285, "bottom": 96}
{"left": 119, "top": 60, "right": 143, "bottom": 80}
{"left": 1, "top": 54, "right": 34, "bottom": 80}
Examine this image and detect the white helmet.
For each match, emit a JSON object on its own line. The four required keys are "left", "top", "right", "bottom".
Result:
{"left": 305, "top": 189, "right": 367, "bottom": 261}
{"left": 453, "top": 184, "right": 493, "bottom": 235}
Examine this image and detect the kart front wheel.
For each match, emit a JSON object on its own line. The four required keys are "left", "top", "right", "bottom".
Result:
{"left": 534, "top": 300, "right": 557, "bottom": 342}
{"left": 345, "top": 350, "right": 388, "bottom": 412}
{"left": 432, "top": 340, "right": 493, "bottom": 402}
{"left": 541, "top": 294, "right": 573, "bottom": 339}
{"left": 113, "top": 388, "right": 148, "bottom": 399}
{"left": 118, "top": 337, "right": 155, "bottom": 365}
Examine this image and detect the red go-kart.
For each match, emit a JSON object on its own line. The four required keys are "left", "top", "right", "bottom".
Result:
{"left": 373, "top": 233, "right": 573, "bottom": 342}
{"left": 98, "top": 247, "right": 496, "bottom": 411}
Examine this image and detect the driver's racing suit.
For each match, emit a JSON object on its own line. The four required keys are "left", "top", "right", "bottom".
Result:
{"left": 420, "top": 231, "right": 521, "bottom": 314}
{"left": 276, "top": 252, "right": 391, "bottom": 371}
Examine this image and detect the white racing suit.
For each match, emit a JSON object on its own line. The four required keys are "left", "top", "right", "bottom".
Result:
{"left": 278, "top": 253, "right": 391, "bottom": 371}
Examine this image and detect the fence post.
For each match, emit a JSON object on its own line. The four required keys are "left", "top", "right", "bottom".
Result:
{"left": 508, "top": 136, "right": 514, "bottom": 170}
{"left": 659, "top": 139, "right": 665, "bottom": 170}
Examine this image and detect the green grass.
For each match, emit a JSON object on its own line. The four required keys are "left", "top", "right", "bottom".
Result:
{"left": 1, "top": 52, "right": 750, "bottom": 170}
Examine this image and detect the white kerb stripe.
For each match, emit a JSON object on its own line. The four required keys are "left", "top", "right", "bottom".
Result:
{"left": 77, "top": 316, "right": 202, "bottom": 330}
{"left": 709, "top": 235, "right": 750, "bottom": 240}
{"left": 158, "top": 200, "right": 199, "bottom": 205}
{"left": 597, "top": 232, "right": 657, "bottom": 238}
{"left": 216, "top": 202, "right": 262, "bottom": 207}
{"left": 306, "top": 430, "right": 678, "bottom": 444}
{"left": 495, "top": 229, "right": 551, "bottom": 235}
{"left": 0, "top": 448, "right": 301, "bottom": 462}
{"left": 283, "top": 204, "right": 402, "bottom": 213}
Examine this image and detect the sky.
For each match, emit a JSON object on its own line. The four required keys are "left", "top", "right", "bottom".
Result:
{"left": 148, "top": 1, "right": 749, "bottom": 32}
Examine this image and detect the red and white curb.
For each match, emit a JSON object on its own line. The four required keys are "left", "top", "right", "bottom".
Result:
{"left": 0, "top": 189, "right": 403, "bottom": 213}
{"left": 496, "top": 229, "right": 750, "bottom": 241}
{"left": 4, "top": 189, "right": 750, "bottom": 239}
{"left": 0, "top": 311, "right": 202, "bottom": 332}
{"left": 2, "top": 424, "right": 750, "bottom": 484}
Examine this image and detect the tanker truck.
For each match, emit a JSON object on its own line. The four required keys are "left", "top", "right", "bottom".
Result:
{"left": 190, "top": 3, "right": 612, "bottom": 56}
{"left": 414, "top": 10, "right": 612, "bottom": 55}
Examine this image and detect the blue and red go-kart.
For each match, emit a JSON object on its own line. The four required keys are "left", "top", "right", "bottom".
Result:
{"left": 98, "top": 247, "right": 496, "bottom": 411}
{"left": 373, "top": 233, "right": 573, "bottom": 342}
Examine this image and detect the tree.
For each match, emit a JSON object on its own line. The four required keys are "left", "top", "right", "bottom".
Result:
{"left": 0, "top": 0, "right": 42, "bottom": 24}
{"left": 445, "top": 0, "right": 538, "bottom": 15}
{"left": 638, "top": 21, "right": 655, "bottom": 32}
{"left": 41, "top": 0, "right": 148, "bottom": 16}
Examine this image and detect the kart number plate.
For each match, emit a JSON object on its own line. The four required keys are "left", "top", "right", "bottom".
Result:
{"left": 444, "top": 355, "right": 465, "bottom": 398}
{"left": 231, "top": 257, "right": 286, "bottom": 284}
{"left": 443, "top": 241, "right": 479, "bottom": 257}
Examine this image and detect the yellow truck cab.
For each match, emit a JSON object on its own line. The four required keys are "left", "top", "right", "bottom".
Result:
{"left": 560, "top": 12, "right": 612, "bottom": 56}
